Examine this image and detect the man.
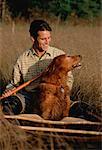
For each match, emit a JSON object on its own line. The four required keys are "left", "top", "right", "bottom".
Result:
{"left": 2, "top": 19, "right": 74, "bottom": 114}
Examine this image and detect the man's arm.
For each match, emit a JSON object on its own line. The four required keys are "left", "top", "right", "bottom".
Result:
{"left": 5, "top": 59, "right": 22, "bottom": 91}
{"left": 12, "top": 61, "right": 22, "bottom": 86}
{"left": 67, "top": 71, "right": 74, "bottom": 91}
{"left": 2, "top": 60, "right": 22, "bottom": 97}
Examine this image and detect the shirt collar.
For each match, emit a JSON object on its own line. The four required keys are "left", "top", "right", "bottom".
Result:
{"left": 29, "top": 47, "right": 51, "bottom": 57}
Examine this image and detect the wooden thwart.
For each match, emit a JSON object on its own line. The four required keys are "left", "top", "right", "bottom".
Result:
{"left": 4, "top": 114, "right": 102, "bottom": 125}
{"left": 3, "top": 114, "right": 102, "bottom": 142}
{"left": 19, "top": 126, "right": 102, "bottom": 136}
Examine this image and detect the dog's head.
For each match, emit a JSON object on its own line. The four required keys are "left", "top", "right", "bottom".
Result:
{"left": 48, "top": 54, "right": 82, "bottom": 73}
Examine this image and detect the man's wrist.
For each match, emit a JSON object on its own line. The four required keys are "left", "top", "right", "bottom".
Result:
{"left": 6, "top": 83, "right": 15, "bottom": 90}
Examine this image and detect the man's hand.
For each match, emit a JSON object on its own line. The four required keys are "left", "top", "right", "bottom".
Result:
{"left": 2, "top": 87, "right": 16, "bottom": 98}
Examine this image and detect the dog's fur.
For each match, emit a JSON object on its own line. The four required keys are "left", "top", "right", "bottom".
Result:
{"left": 34, "top": 54, "right": 82, "bottom": 120}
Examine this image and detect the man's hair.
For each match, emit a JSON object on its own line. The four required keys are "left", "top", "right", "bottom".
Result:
{"left": 29, "top": 19, "right": 52, "bottom": 39}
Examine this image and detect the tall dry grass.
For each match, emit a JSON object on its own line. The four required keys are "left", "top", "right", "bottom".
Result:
{"left": 0, "top": 108, "right": 31, "bottom": 150}
{"left": 0, "top": 19, "right": 102, "bottom": 149}
{"left": 0, "top": 20, "right": 102, "bottom": 114}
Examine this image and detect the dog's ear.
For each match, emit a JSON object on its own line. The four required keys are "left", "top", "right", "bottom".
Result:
{"left": 47, "top": 55, "right": 64, "bottom": 72}
{"left": 47, "top": 54, "right": 66, "bottom": 73}
{"left": 47, "top": 59, "right": 56, "bottom": 73}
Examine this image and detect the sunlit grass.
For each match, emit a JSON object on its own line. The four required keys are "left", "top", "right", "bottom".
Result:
{"left": 0, "top": 20, "right": 101, "bottom": 113}
{"left": 0, "top": 19, "right": 102, "bottom": 149}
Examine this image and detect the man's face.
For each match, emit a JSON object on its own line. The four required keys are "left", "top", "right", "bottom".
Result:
{"left": 35, "top": 30, "right": 51, "bottom": 52}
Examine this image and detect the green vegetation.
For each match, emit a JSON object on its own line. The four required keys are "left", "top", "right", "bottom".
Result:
{"left": 5, "top": 0, "right": 102, "bottom": 20}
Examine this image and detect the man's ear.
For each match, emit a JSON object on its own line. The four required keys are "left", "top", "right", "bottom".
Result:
{"left": 30, "top": 36, "right": 35, "bottom": 42}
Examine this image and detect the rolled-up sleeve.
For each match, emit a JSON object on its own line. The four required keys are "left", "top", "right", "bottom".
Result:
{"left": 5, "top": 60, "right": 22, "bottom": 89}
{"left": 12, "top": 60, "right": 22, "bottom": 85}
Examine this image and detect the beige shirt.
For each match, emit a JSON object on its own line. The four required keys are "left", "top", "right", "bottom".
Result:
{"left": 11, "top": 46, "right": 74, "bottom": 92}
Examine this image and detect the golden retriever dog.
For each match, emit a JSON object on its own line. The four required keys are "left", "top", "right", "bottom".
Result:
{"left": 35, "top": 54, "right": 82, "bottom": 120}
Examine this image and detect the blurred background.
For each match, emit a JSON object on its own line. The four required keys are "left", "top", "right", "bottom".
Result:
{"left": 0, "top": 0, "right": 101, "bottom": 22}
